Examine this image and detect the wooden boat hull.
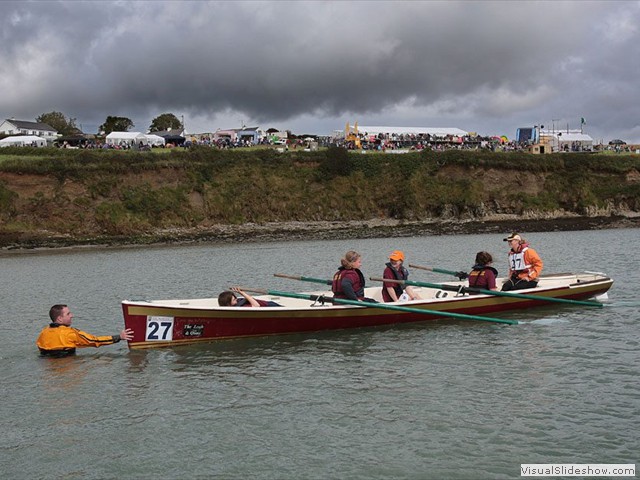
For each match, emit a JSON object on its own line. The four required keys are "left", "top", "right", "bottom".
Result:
{"left": 121, "top": 272, "right": 612, "bottom": 349}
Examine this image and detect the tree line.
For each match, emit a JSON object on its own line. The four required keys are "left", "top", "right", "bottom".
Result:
{"left": 35, "top": 111, "right": 184, "bottom": 136}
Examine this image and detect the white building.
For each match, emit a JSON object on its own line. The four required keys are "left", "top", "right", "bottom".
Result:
{"left": 0, "top": 119, "right": 58, "bottom": 142}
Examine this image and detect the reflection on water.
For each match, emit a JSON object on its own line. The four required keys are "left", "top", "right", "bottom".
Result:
{"left": 39, "top": 355, "right": 91, "bottom": 393}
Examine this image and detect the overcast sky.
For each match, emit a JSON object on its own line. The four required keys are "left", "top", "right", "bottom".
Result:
{"left": 1, "top": 0, "right": 639, "bottom": 143}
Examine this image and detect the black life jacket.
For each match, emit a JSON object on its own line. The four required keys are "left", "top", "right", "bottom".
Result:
{"left": 468, "top": 265, "right": 499, "bottom": 287}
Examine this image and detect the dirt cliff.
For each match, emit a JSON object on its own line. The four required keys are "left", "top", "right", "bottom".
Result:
{"left": 1, "top": 149, "right": 638, "bottom": 249}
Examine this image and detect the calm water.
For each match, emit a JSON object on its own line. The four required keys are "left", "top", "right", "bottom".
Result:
{"left": 1, "top": 229, "right": 638, "bottom": 479}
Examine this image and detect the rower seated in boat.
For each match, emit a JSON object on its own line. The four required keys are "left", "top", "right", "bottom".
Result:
{"left": 219, "top": 286, "right": 282, "bottom": 307}
{"left": 382, "top": 250, "right": 420, "bottom": 302}
{"left": 332, "top": 250, "right": 377, "bottom": 303}
{"left": 468, "top": 251, "right": 498, "bottom": 291}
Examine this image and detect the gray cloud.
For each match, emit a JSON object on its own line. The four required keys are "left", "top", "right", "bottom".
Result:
{"left": 1, "top": 0, "right": 638, "bottom": 142}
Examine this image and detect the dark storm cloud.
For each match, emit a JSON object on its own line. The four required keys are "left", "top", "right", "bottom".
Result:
{"left": 1, "top": 1, "right": 639, "bottom": 141}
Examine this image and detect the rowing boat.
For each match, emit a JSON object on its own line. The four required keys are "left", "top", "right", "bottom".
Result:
{"left": 121, "top": 271, "right": 612, "bottom": 349}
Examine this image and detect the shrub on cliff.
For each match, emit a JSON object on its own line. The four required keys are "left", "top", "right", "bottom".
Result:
{"left": 316, "top": 146, "right": 352, "bottom": 180}
{"left": 0, "top": 182, "right": 17, "bottom": 219}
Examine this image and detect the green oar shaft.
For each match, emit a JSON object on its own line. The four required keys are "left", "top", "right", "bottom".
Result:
{"left": 240, "top": 287, "right": 517, "bottom": 325}
{"left": 371, "top": 277, "right": 603, "bottom": 308}
{"left": 409, "top": 264, "right": 464, "bottom": 277}
{"left": 274, "top": 273, "right": 331, "bottom": 285}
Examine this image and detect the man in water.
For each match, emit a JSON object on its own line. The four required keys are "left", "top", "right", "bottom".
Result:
{"left": 36, "top": 304, "right": 134, "bottom": 357}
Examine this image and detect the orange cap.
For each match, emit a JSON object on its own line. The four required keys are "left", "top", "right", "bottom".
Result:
{"left": 389, "top": 250, "right": 405, "bottom": 261}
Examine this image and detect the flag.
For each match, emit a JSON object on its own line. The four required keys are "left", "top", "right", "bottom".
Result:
{"left": 581, "top": 117, "right": 586, "bottom": 125}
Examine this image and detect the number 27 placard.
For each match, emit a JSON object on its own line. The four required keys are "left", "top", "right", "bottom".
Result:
{"left": 146, "top": 316, "right": 174, "bottom": 341}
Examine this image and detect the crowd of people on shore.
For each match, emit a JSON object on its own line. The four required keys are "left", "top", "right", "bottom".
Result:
{"left": 13, "top": 128, "right": 636, "bottom": 154}
{"left": 337, "top": 131, "right": 525, "bottom": 152}
{"left": 37, "top": 231, "right": 542, "bottom": 357}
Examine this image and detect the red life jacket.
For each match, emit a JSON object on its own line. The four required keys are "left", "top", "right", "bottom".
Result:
{"left": 332, "top": 267, "right": 365, "bottom": 299}
{"left": 382, "top": 263, "right": 409, "bottom": 302}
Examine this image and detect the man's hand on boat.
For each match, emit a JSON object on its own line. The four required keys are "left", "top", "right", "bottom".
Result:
{"left": 120, "top": 328, "right": 134, "bottom": 341}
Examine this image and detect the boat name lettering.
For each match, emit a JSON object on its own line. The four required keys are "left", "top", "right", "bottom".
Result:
{"left": 183, "top": 324, "right": 204, "bottom": 337}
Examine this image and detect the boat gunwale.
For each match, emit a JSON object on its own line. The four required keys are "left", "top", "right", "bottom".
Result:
{"left": 121, "top": 276, "right": 613, "bottom": 313}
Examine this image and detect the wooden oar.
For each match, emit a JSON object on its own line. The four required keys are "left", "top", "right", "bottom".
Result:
{"left": 370, "top": 277, "right": 603, "bottom": 308}
{"left": 244, "top": 285, "right": 518, "bottom": 325}
{"left": 274, "top": 273, "right": 331, "bottom": 285}
{"left": 409, "top": 263, "right": 469, "bottom": 279}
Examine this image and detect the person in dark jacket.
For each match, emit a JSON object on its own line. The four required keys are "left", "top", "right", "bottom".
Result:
{"left": 468, "top": 251, "right": 498, "bottom": 291}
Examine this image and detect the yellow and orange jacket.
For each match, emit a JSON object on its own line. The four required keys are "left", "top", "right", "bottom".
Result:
{"left": 36, "top": 323, "right": 121, "bottom": 356}
{"left": 507, "top": 246, "right": 543, "bottom": 282}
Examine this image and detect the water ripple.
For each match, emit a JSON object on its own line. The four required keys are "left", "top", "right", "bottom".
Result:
{"left": 2, "top": 229, "right": 639, "bottom": 479}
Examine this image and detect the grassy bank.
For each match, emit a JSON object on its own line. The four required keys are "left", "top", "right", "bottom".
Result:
{"left": 0, "top": 147, "right": 639, "bottom": 247}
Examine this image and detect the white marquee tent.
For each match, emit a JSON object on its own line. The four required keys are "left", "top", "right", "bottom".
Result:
{"left": 555, "top": 132, "right": 593, "bottom": 142}
{"left": 144, "top": 134, "right": 166, "bottom": 146}
{"left": 0, "top": 135, "right": 47, "bottom": 147}
{"left": 105, "top": 131, "right": 148, "bottom": 146}
{"left": 541, "top": 130, "right": 594, "bottom": 152}
{"left": 555, "top": 132, "right": 594, "bottom": 152}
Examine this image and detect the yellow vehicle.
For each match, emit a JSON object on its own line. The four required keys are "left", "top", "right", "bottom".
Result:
{"left": 345, "top": 122, "right": 362, "bottom": 149}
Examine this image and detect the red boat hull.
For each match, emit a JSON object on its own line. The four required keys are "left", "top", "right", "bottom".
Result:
{"left": 122, "top": 274, "right": 613, "bottom": 349}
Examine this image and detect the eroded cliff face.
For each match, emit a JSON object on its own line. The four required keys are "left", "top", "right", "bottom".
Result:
{"left": 0, "top": 161, "right": 638, "bottom": 248}
{"left": 0, "top": 169, "right": 188, "bottom": 224}
{"left": 433, "top": 164, "right": 639, "bottom": 218}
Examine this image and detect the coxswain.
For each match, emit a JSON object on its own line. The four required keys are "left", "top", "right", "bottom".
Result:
{"left": 501, "top": 233, "right": 543, "bottom": 291}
